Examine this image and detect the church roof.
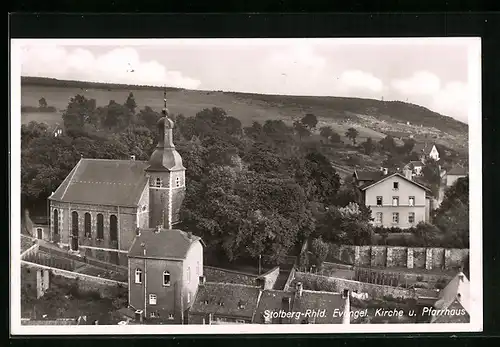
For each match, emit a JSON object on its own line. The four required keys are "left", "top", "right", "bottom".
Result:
{"left": 128, "top": 228, "right": 202, "bottom": 260}
{"left": 49, "top": 158, "right": 149, "bottom": 207}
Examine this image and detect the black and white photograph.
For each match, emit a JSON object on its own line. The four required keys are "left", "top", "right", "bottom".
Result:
{"left": 10, "top": 38, "right": 482, "bottom": 334}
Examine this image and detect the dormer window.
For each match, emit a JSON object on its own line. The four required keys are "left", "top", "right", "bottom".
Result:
{"left": 163, "top": 271, "right": 171, "bottom": 286}
{"left": 155, "top": 177, "right": 162, "bottom": 188}
{"left": 203, "top": 299, "right": 209, "bottom": 305}
{"left": 218, "top": 301, "right": 224, "bottom": 307}
{"left": 238, "top": 301, "right": 246, "bottom": 309}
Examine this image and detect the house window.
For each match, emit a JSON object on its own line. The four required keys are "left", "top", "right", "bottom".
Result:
{"left": 375, "top": 212, "right": 383, "bottom": 224}
{"left": 376, "top": 196, "right": 383, "bottom": 206}
{"left": 96, "top": 213, "right": 104, "bottom": 240}
{"left": 187, "top": 292, "right": 191, "bottom": 303}
{"left": 392, "top": 197, "right": 399, "bottom": 206}
{"left": 392, "top": 212, "right": 399, "bottom": 224}
{"left": 408, "top": 212, "right": 415, "bottom": 224}
{"left": 155, "top": 177, "right": 162, "bottom": 188}
{"left": 409, "top": 196, "right": 415, "bottom": 206}
{"left": 150, "top": 311, "right": 159, "bottom": 318}
{"left": 176, "top": 177, "right": 180, "bottom": 187}
{"left": 135, "top": 268, "right": 142, "bottom": 284}
{"left": 163, "top": 271, "right": 171, "bottom": 286}
{"left": 168, "top": 314, "right": 174, "bottom": 320}
{"left": 84, "top": 212, "right": 91, "bottom": 238}
{"left": 187, "top": 267, "right": 191, "bottom": 283}
{"left": 393, "top": 182, "right": 399, "bottom": 190}
{"left": 149, "top": 294, "right": 157, "bottom": 305}
{"left": 236, "top": 320, "right": 246, "bottom": 324}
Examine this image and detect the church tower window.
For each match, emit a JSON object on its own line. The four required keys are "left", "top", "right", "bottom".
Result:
{"left": 53, "top": 209, "right": 59, "bottom": 235}
{"left": 175, "top": 177, "right": 180, "bottom": 187}
{"left": 155, "top": 177, "right": 162, "bottom": 188}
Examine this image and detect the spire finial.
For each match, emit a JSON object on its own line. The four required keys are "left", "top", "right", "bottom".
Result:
{"left": 162, "top": 86, "right": 168, "bottom": 116}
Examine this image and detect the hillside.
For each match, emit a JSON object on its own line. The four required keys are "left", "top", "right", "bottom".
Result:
{"left": 20, "top": 76, "right": 468, "bottom": 154}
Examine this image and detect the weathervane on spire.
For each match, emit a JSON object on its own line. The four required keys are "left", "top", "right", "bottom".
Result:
{"left": 162, "top": 86, "right": 169, "bottom": 116}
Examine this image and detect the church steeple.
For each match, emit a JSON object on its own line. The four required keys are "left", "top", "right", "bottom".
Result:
{"left": 146, "top": 88, "right": 184, "bottom": 172}
{"left": 145, "top": 89, "right": 186, "bottom": 230}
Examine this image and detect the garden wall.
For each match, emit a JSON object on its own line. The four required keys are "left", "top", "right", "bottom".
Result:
{"left": 294, "top": 272, "right": 416, "bottom": 301}
{"left": 325, "top": 244, "right": 469, "bottom": 270}
{"left": 203, "top": 266, "right": 257, "bottom": 286}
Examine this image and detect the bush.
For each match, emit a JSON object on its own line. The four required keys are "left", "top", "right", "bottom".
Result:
{"left": 311, "top": 237, "right": 329, "bottom": 266}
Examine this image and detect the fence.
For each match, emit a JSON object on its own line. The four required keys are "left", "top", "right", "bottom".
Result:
{"left": 23, "top": 252, "right": 76, "bottom": 272}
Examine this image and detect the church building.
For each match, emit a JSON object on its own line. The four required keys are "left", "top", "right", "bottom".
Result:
{"left": 48, "top": 91, "right": 187, "bottom": 265}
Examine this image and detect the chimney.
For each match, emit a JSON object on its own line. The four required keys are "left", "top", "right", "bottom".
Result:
{"left": 295, "top": 282, "right": 303, "bottom": 298}
{"left": 135, "top": 310, "right": 144, "bottom": 323}
{"left": 199, "top": 276, "right": 206, "bottom": 285}
{"left": 256, "top": 277, "right": 265, "bottom": 289}
{"left": 383, "top": 168, "right": 388, "bottom": 175}
{"left": 404, "top": 168, "right": 413, "bottom": 181}
{"left": 130, "top": 155, "right": 136, "bottom": 161}
{"left": 342, "top": 289, "right": 350, "bottom": 325}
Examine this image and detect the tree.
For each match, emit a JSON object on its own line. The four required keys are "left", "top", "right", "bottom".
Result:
{"left": 125, "top": 92, "right": 137, "bottom": 116}
{"left": 21, "top": 121, "right": 49, "bottom": 148}
{"left": 311, "top": 237, "right": 329, "bottom": 266}
{"left": 379, "top": 135, "right": 397, "bottom": 153}
{"left": 136, "top": 106, "right": 162, "bottom": 131}
{"left": 402, "top": 138, "right": 416, "bottom": 154}
{"left": 301, "top": 113, "right": 318, "bottom": 130}
{"left": 345, "top": 127, "right": 359, "bottom": 145}
{"left": 38, "top": 97, "right": 48, "bottom": 109}
{"left": 293, "top": 120, "right": 311, "bottom": 140}
{"left": 244, "top": 121, "right": 264, "bottom": 140}
{"left": 319, "top": 126, "right": 334, "bottom": 141}
{"left": 361, "top": 137, "right": 376, "bottom": 155}
{"left": 102, "top": 100, "right": 130, "bottom": 130}
{"left": 62, "top": 94, "right": 97, "bottom": 133}
{"left": 316, "top": 202, "right": 373, "bottom": 245}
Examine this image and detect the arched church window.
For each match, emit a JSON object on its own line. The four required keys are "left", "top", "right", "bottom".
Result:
{"left": 71, "top": 211, "right": 79, "bottom": 238}
{"left": 97, "top": 213, "right": 104, "bottom": 240}
{"left": 53, "top": 209, "right": 59, "bottom": 235}
{"left": 84, "top": 213, "right": 91, "bottom": 238}
{"left": 110, "top": 215, "right": 118, "bottom": 243}
{"left": 155, "top": 177, "right": 162, "bottom": 188}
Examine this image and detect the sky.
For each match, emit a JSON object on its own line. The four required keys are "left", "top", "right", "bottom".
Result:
{"left": 18, "top": 38, "right": 478, "bottom": 124}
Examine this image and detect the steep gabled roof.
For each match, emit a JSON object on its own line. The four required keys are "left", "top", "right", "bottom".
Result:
{"left": 190, "top": 282, "right": 262, "bottom": 320}
{"left": 360, "top": 172, "right": 431, "bottom": 192}
{"left": 432, "top": 272, "right": 470, "bottom": 322}
{"left": 354, "top": 169, "right": 384, "bottom": 182}
{"left": 128, "top": 228, "right": 203, "bottom": 260}
{"left": 49, "top": 158, "right": 149, "bottom": 207}
{"left": 253, "top": 289, "right": 294, "bottom": 323}
{"left": 292, "top": 289, "right": 346, "bottom": 324}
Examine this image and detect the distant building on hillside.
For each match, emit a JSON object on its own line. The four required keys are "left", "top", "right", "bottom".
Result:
{"left": 403, "top": 161, "right": 425, "bottom": 178}
{"left": 412, "top": 143, "right": 440, "bottom": 162}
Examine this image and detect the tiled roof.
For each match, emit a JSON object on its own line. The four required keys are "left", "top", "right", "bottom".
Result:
{"left": 354, "top": 170, "right": 384, "bottom": 182}
{"left": 412, "top": 143, "right": 430, "bottom": 154}
{"left": 50, "top": 159, "right": 149, "bottom": 207}
{"left": 190, "top": 282, "right": 262, "bottom": 320}
{"left": 406, "top": 161, "right": 424, "bottom": 168}
{"left": 128, "top": 228, "right": 202, "bottom": 260}
{"left": 292, "top": 290, "right": 346, "bottom": 324}
{"left": 21, "top": 318, "right": 78, "bottom": 325}
{"left": 253, "top": 289, "right": 295, "bottom": 323}
{"left": 434, "top": 272, "right": 470, "bottom": 315}
{"left": 360, "top": 172, "right": 431, "bottom": 192}
{"left": 447, "top": 166, "right": 468, "bottom": 176}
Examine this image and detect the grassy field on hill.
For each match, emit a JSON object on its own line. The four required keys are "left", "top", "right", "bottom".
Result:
{"left": 20, "top": 77, "right": 468, "bottom": 153}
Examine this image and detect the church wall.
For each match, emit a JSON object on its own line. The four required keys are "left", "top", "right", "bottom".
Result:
{"left": 171, "top": 187, "right": 186, "bottom": 225}
{"left": 49, "top": 200, "right": 139, "bottom": 253}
